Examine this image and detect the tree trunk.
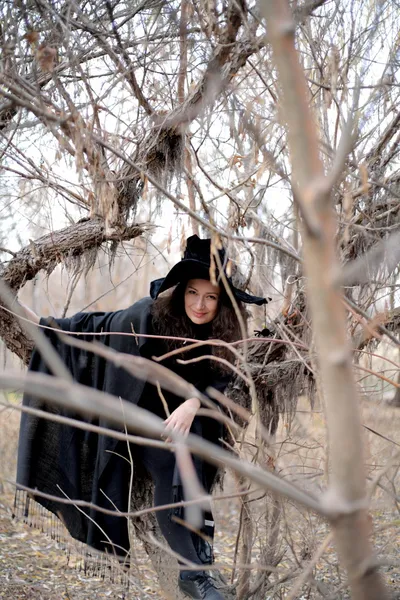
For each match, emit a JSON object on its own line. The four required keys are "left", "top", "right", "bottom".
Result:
{"left": 262, "top": 1, "right": 389, "bottom": 598}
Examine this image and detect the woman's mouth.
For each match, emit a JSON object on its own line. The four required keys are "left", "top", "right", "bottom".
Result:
{"left": 192, "top": 310, "right": 206, "bottom": 318}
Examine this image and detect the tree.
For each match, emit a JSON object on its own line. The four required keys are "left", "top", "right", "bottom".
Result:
{"left": 0, "top": 0, "right": 399, "bottom": 598}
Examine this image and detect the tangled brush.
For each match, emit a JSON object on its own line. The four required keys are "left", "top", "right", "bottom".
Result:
{"left": 117, "top": 117, "right": 184, "bottom": 221}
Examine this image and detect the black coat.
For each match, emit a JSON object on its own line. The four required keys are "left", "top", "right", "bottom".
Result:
{"left": 16, "top": 297, "right": 229, "bottom": 556}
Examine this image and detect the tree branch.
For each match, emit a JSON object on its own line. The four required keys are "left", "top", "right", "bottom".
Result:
{"left": 262, "top": 1, "right": 389, "bottom": 598}
{"left": 0, "top": 369, "right": 327, "bottom": 517}
{"left": 0, "top": 218, "right": 148, "bottom": 363}
{"left": 1, "top": 217, "right": 148, "bottom": 290}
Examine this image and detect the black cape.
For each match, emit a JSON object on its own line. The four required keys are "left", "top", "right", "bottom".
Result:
{"left": 16, "top": 297, "right": 228, "bottom": 556}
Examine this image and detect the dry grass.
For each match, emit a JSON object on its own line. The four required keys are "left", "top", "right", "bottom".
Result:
{"left": 1, "top": 392, "right": 399, "bottom": 599}
{"left": 0, "top": 392, "right": 20, "bottom": 495}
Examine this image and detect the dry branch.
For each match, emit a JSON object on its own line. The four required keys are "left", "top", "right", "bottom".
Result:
{"left": 116, "top": 33, "right": 265, "bottom": 216}
{"left": 0, "top": 1, "right": 399, "bottom": 595}
{"left": 1, "top": 218, "right": 147, "bottom": 290}
{"left": 0, "top": 369, "right": 327, "bottom": 516}
{"left": 0, "top": 218, "right": 148, "bottom": 362}
{"left": 262, "top": 0, "right": 389, "bottom": 597}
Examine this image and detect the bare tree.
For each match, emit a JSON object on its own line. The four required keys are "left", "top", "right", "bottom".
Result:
{"left": 1, "top": 0, "right": 400, "bottom": 598}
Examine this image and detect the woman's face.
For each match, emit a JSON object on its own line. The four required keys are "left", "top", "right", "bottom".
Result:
{"left": 184, "top": 278, "right": 220, "bottom": 325}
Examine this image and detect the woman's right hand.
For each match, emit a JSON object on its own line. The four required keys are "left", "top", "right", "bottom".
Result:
{"left": 163, "top": 398, "right": 200, "bottom": 441}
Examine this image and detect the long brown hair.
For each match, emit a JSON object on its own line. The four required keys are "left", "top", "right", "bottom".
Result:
{"left": 151, "top": 281, "right": 247, "bottom": 371}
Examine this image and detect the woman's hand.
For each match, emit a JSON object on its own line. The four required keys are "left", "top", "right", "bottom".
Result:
{"left": 164, "top": 398, "right": 201, "bottom": 441}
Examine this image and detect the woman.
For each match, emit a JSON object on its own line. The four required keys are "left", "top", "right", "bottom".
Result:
{"left": 16, "top": 235, "right": 268, "bottom": 600}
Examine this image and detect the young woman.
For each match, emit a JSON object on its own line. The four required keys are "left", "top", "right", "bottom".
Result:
{"left": 16, "top": 235, "right": 268, "bottom": 600}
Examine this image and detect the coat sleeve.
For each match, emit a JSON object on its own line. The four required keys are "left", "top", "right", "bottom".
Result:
{"left": 16, "top": 298, "right": 154, "bottom": 556}
{"left": 39, "top": 297, "right": 154, "bottom": 400}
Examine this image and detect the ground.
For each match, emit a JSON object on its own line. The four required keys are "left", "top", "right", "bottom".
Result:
{"left": 0, "top": 492, "right": 156, "bottom": 599}
{"left": 0, "top": 490, "right": 241, "bottom": 600}
{"left": 1, "top": 491, "right": 400, "bottom": 599}
{"left": 1, "top": 396, "right": 400, "bottom": 599}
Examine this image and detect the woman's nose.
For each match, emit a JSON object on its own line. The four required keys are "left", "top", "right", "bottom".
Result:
{"left": 195, "top": 296, "right": 205, "bottom": 309}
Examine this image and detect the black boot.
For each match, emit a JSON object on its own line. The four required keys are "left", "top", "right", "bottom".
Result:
{"left": 178, "top": 571, "right": 225, "bottom": 599}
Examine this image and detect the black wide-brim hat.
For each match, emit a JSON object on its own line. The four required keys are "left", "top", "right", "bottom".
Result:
{"left": 150, "top": 235, "right": 270, "bottom": 306}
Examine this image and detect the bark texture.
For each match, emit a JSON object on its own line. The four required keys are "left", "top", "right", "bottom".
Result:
{"left": 0, "top": 218, "right": 146, "bottom": 363}
{"left": 262, "top": 0, "right": 389, "bottom": 597}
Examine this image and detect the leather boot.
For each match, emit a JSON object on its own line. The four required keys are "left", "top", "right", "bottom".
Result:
{"left": 178, "top": 571, "right": 225, "bottom": 599}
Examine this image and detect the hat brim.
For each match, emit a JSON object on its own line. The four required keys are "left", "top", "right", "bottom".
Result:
{"left": 150, "top": 259, "right": 270, "bottom": 306}
{"left": 150, "top": 260, "right": 212, "bottom": 297}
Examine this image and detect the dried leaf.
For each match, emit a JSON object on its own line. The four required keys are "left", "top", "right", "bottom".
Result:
{"left": 141, "top": 175, "right": 148, "bottom": 200}
{"left": 342, "top": 182, "right": 353, "bottom": 243}
{"left": 359, "top": 163, "right": 369, "bottom": 195}
{"left": 209, "top": 239, "right": 217, "bottom": 286}
{"left": 36, "top": 45, "right": 57, "bottom": 73}
{"left": 25, "top": 30, "right": 39, "bottom": 46}
{"left": 180, "top": 223, "right": 186, "bottom": 253}
{"left": 229, "top": 154, "right": 244, "bottom": 168}
{"left": 166, "top": 227, "right": 172, "bottom": 254}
